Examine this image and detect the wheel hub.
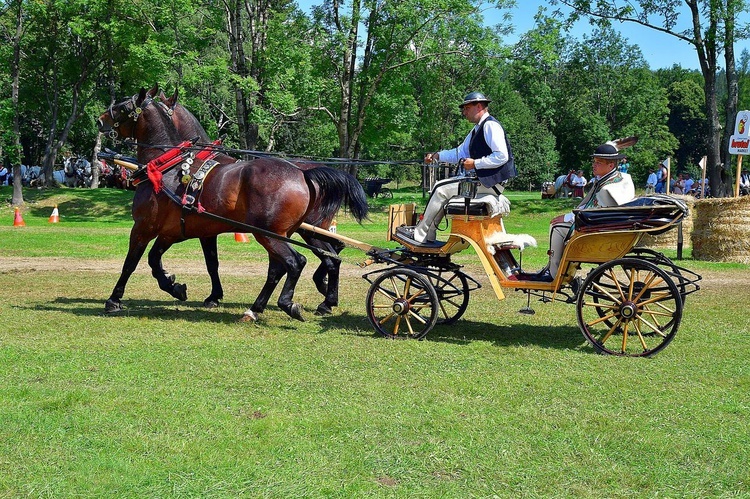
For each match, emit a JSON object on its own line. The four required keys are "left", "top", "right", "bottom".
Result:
{"left": 620, "top": 301, "right": 637, "bottom": 320}
{"left": 392, "top": 298, "right": 410, "bottom": 316}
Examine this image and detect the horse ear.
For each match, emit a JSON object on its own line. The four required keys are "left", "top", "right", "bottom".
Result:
{"left": 137, "top": 87, "right": 148, "bottom": 104}
{"left": 169, "top": 88, "right": 179, "bottom": 106}
{"left": 147, "top": 83, "right": 159, "bottom": 98}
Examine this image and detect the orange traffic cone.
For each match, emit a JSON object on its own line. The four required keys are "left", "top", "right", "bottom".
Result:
{"left": 48, "top": 205, "right": 60, "bottom": 223}
{"left": 234, "top": 233, "right": 249, "bottom": 243}
{"left": 13, "top": 206, "right": 25, "bottom": 227}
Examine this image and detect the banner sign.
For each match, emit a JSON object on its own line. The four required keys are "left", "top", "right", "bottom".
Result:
{"left": 729, "top": 110, "right": 750, "bottom": 155}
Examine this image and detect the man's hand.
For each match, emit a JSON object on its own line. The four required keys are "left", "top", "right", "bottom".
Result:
{"left": 424, "top": 152, "right": 439, "bottom": 163}
{"left": 462, "top": 158, "right": 476, "bottom": 170}
{"left": 550, "top": 214, "right": 566, "bottom": 225}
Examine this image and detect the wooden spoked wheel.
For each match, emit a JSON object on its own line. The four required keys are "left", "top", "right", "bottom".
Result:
{"left": 577, "top": 258, "right": 682, "bottom": 357}
{"left": 423, "top": 270, "right": 471, "bottom": 325}
{"left": 366, "top": 268, "right": 439, "bottom": 339}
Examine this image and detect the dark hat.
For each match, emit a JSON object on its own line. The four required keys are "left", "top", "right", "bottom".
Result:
{"left": 459, "top": 92, "right": 491, "bottom": 108}
{"left": 592, "top": 141, "right": 626, "bottom": 160}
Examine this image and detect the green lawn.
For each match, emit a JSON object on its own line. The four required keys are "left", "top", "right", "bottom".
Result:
{"left": 1, "top": 186, "right": 748, "bottom": 497}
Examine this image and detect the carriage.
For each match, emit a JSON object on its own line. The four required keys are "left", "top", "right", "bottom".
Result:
{"left": 98, "top": 86, "right": 700, "bottom": 358}
{"left": 335, "top": 178, "right": 701, "bottom": 357}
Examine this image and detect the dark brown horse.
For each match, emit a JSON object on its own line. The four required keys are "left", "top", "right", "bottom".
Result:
{"left": 152, "top": 86, "right": 367, "bottom": 315}
{"left": 97, "top": 87, "right": 364, "bottom": 322}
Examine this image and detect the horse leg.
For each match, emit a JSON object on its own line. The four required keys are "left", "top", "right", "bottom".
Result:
{"left": 147, "top": 237, "right": 188, "bottom": 301}
{"left": 199, "top": 236, "right": 224, "bottom": 308}
{"left": 106, "top": 232, "right": 153, "bottom": 313}
{"left": 244, "top": 238, "right": 306, "bottom": 322}
{"left": 242, "top": 258, "right": 287, "bottom": 321}
{"left": 304, "top": 234, "right": 344, "bottom": 316}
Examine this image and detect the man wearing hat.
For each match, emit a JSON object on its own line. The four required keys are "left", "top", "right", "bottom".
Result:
{"left": 395, "top": 91, "right": 516, "bottom": 245}
{"left": 513, "top": 140, "right": 635, "bottom": 281}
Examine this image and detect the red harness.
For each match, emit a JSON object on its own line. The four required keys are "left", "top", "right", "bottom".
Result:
{"left": 141, "top": 139, "right": 223, "bottom": 192}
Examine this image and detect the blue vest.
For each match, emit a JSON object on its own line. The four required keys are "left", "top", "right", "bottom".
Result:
{"left": 469, "top": 116, "right": 517, "bottom": 188}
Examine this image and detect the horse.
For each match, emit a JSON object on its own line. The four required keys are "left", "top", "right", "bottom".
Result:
{"left": 553, "top": 173, "right": 573, "bottom": 198}
{"left": 151, "top": 85, "right": 367, "bottom": 316}
{"left": 97, "top": 87, "right": 366, "bottom": 322}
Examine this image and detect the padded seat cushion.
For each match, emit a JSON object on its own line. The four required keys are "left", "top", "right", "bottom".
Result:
{"left": 446, "top": 194, "right": 511, "bottom": 218}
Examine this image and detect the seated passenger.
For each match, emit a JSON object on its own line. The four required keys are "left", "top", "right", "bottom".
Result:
{"left": 513, "top": 140, "right": 636, "bottom": 282}
{"left": 395, "top": 91, "right": 517, "bottom": 245}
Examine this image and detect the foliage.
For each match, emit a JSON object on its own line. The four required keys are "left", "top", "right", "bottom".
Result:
{"left": 0, "top": 0, "right": 747, "bottom": 192}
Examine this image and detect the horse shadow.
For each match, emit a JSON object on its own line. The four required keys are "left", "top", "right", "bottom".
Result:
{"left": 35, "top": 296, "right": 267, "bottom": 325}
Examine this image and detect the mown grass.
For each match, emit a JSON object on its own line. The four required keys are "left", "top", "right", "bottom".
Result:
{"left": 1, "top": 186, "right": 749, "bottom": 497}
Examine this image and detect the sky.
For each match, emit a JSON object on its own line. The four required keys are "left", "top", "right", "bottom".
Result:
{"left": 296, "top": 0, "right": 750, "bottom": 70}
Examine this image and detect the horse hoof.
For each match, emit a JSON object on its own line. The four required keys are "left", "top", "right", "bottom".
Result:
{"left": 314, "top": 303, "right": 333, "bottom": 316}
{"left": 203, "top": 298, "right": 220, "bottom": 308}
{"left": 238, "top": 310, "right": 257, "bottom": 322}
{"left": 171, "top": 283, "right": 188, "bottom": 301}
{"left": 289, "top": 303, "right": 305, "bottom": 322}
{"left": 104, "top": 299, "right": 124, "bottom": 314}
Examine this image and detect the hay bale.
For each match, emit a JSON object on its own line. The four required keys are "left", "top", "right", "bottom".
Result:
{"left": 637, "top": 195, "right": 695, "bottom": 249}
{"left": 691, "top": 196, "right": 750, "bottom": 263}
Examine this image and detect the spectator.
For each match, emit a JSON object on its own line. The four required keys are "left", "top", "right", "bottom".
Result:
{"left": 618, "top": 157, "right": 630, "bottom": 173}
{"left": 655, "top": 160, "right": 668, "bottom": 194}
{"left": 573, "top": 169, "right": 587, "bottom": 198}
{"left": 645, "top": 168, "right": 657, "bottom": 195}
{"left": 740, "top": 169, "right": 750, "bottom": 196}
{"left": 0, "top": 163, "right": 8, "bottom": 186}
{"left": 683, "top": 173, "right": 694, "bottom": 195}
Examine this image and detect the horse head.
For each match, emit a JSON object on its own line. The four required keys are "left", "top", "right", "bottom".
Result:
{"left": 98, "top": 86, "right": 183, "bottom": 162}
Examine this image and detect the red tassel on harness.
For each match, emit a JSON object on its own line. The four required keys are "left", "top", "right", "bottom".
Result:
{"left": 145, "top": 140, "right": 194, "bottom": 193}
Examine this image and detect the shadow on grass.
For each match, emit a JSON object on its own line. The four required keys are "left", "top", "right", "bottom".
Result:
{"left": 8, "top": 187, "right": 134, "bottom": 223}
{"left": 29, "top": 296, "right": 263, "bottom": 325}
{"left": 316, "top": 311, "right": 588, "bottom": 353}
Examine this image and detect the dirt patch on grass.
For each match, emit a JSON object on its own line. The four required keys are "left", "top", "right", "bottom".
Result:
{"left": 0, "top": 257, "right": 744, "bottom": 290}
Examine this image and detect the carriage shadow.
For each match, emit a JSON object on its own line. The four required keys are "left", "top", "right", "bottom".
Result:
{"left": 316, "top": 313, "right": 588, "bottom": 353}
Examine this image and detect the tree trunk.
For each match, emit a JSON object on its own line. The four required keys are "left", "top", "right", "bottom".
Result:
{"left": 227, "top": 0, "right": 251, "bottom": 151}
{"left": 722, "top": 0, "right": 739, "bottom": 194}
{"left": 10, "top": 0, "right": 24, "bottom": 206}
{"left": 91, "top": 132, "right": 103, "bottom": 188}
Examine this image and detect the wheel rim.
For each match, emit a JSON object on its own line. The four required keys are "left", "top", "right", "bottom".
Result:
{"left": 366, "top": 269, "right": 439, "bottom": 339}
{"left": 577, "top": 258, "right": 682, "bottom": 357}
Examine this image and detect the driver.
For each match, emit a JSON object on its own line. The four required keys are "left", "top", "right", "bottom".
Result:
{"left": 395, "top": 92, "right": 516, "bottom": 246}
{"left": 512, "top": 140, "right": 636, "bottom": 282}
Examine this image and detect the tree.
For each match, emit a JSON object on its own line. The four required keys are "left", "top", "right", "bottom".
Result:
{"left": 0, "top": 0, "right": 25, "bottom": 205}
{"left": 554, "top": 0, "right": 750, "bottom": 196}
{"left": 307, "top": 0, "right": 511, "bottom": 175}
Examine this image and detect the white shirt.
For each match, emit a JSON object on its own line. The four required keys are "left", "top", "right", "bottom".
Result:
{"left": 437, "top": 114, "right": 509, "bottom": 170}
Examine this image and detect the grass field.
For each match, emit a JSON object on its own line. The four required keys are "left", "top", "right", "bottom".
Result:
{"left": 1, "top": 186, "right": 749, "bottom": 497}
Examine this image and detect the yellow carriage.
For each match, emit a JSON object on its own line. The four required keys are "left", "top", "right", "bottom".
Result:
{"left": 360, "top": 180, "right": 701, "bottom": 357}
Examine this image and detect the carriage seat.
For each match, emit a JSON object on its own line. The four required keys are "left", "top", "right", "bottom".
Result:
{"left": 445, "top": 193, "right": 511, "bottom": 218}
{"left": 574, "top": 195, "right": 688, "bottom": 235}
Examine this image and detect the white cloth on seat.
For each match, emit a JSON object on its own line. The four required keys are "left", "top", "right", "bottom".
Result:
{"left": 485, "top": 232, "right": 537, "bottom": 255}
{"left": 445, "top": 193, "right": 511, "bottom": 219}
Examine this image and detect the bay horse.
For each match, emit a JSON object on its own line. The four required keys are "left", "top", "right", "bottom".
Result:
{"left": 151, "top": 85, "right": 366, "bottom": 315}
{"left": 97, "top": 87, "right": 364, "bottom": 322}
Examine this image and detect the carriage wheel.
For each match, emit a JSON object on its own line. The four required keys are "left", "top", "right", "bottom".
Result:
{"left": 379, "top": 188, "right": 393, "bottom": 199}
{"left": 577, "top": 258, "right": 682, "bottom": 357}
{"left": 422, "top": 270, "right": 470, "bottom": 325}
{"left": 366, "top": 268, "right": 439, "bottom": 339}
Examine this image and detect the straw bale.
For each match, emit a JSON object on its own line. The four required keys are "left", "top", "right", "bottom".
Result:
{"left": 691, "top": 196, "right": 750, "bottom": 263}
{"left": 637, "top": 195, "right": 695, "bottom": 249}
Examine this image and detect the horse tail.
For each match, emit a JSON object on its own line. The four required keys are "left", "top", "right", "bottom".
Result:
{"left": 303, "top": 166, "right": 369, "bottom": 224}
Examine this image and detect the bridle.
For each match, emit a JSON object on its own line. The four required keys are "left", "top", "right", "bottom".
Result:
{"left": 105, "top": 94, "right": 162, "bottom": 139}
